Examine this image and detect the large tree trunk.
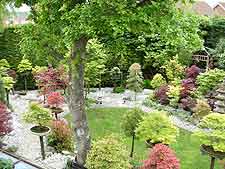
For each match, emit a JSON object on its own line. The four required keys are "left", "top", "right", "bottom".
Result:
{"left": 68, "top": 37, "right": 90, "bottom": 167}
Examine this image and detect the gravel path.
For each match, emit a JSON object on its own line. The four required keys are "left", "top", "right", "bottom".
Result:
{"left": 3, "top": 89, "right": 198, "bottom": 169}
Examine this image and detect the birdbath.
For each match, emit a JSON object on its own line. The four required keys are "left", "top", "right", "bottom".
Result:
{"left": 30, "top": 125, "right": 51, "bottom": 160}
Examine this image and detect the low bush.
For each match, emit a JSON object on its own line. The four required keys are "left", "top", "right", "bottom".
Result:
{"left": 136, "top": 111, "right": 179, "bottom": 145}
{"left": 143, "top": 79, "right": 151, "bottom": 89}
{"left": 192, "top": 100, "right": 211, "bottom": 120}
{"left": 47, "top": 120, "right": 74, "bottom": 152}
{"left": 151, "top": 74, "right": 166, "bottom": 89}
{"left": 141, "top": 144, "right": 180, "bottom": 169}
{"left": 86, "top": 135, "right": 130, "bottom": 169}
{"left": 167, "top": 85, "right": 181, "bottom": 108}
{"left": 197, "top": 68, "right": 225, "bottom": 95}
{"left": 112, "top": 86, "right": 125, "bottom": 93}
{"left": 0, "top": 158, "right": 13, "bottom": 169}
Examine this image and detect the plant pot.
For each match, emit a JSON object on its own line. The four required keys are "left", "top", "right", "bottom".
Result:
{"left": 30, "top": 126, "right": 51, "bottom": 137}
{"left": 51, "top": 107, "right": 63, "bottom": 119}
{"left": 145, "top": 140, "right": 162, "bottom": 148}
{"left": 200, "top": 145, "right": 225, "bottom": 160}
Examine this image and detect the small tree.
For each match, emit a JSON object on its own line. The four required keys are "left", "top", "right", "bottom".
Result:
{"left": 2, "top": 76, "right": 15, "bottom": 106}
{"left": 23, "top": 102, "right": 52, "bottom": 127}
{"left": 142, "top": 144, "right": 180, "bottom": 169}
{"left": 0, "top": 102, "right": 12, "bottom": 147}
{"left": 193, "top": 113, "right": 225, "bottom": 169}
{"left": 136, "top": 111, "right": 179, "bottom": 145}
{"left": 151, "top": 73, "right": 166, "bottom": 89}
{"left": 17, "top": 58, "right": 32, "bottom": 92}
{"left": 47, "top": 92, "right": 64, "bottom": 108}
{"left": 121, "top": 108, "right": 144, "bottom": 158}
{"left": 0, "top": 59, "right": 10, "bottom": 76}
{"left": 86, "top": 135, "right": 130, "bottom": 169}
{"left": 127, "top": 63, "right": 143, "bottom": 101}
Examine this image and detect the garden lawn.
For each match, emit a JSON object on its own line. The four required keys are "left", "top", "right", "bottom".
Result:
{"left": 65, "top": 108, "right": 222, "bottom": 169}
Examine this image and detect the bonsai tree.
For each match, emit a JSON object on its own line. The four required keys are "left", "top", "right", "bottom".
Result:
{"left": 121, "top": 108, "right": 144, "bottom": 158}
{"left": 23, "top": 102, "right": 52, "bottom": 131}
{"left": 0, "top": 102, "right": 12, "bottom": 148}
{"left": 193, "top": 113, "right": 225, "bottom": 169}
{"left": 192, "top": 99, "right": 212, "bottom": 121}
{"left": 23, "top": 102, "right": 52, "bottom": 160}
{"left": 141, "top": 144, "right": 180, "bottom": 169}
{"left": 136, "top": 111, "right": 179, "bottom": 146}
{"left": 127, "top": 63, "right": 143, "bottom": 101}
{"left": 17, "top": 58, "right": 32, "bottom": 93}
{"left": 86, "top": 135, "right": 130, "bottom": 169}
{"left": 1, "top": 76, "right": 15, "bottom": 106}
{"left": 47, "top": 92, "right": 64, "bottom": 119}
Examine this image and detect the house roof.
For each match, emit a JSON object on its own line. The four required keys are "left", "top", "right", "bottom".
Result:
{"left": 192, "top": 1, "right": 213, "bottom": 16}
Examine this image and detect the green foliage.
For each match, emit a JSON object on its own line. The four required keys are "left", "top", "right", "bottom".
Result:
{"left": 136, "top": 111, "right": 179, "bottom": 145}
{"left": 0, "top": 27, "right": 22, "bottom": 69}
{"left": 32, "top": 66, "right": 48, "bottom": 76}
{"left": 23, "top": 102, "right": 52, "bottom": 126}
{"left": 1, "top": 76, "right": 15, "bottom": 90}
{"left": 193, "top": 113, "right": 225, "bottom": 152}
{"left": 127, "top": 63, "right": 143, "bottom": 93}
{"left": 112, "top": 86, "right": 125, "bottom": 93}
{"left": 162, "top": 56, "right": 185, "bottom": 82}
{"left": 143, "top": 79, "right": 151, "bottom": 89}
{"left": 85, "top": 39, "right": 108, "bottom": 88}
{"left": 0, "top": 59, "right": 10, "bottom": 75}
{"left": 167, "top": 85, "right": 181, "bottom": 108}
{"left": 0, "top": 158, "right": 13, "bottom": 169}
{"left": 151, "top": 73, "right": 166, "bottom": 89}
{"left": 192, "top": 100, "right": 211, "bottom": 120}
{"left": 212, "top": 38, "right": 225, "bottom": 70}
{"left": 0, "top": 78, "right": 5, "bottom": 103}
{"left": 121, "top": 108, "right": 144, "bottom": 137}
{"left": 17, "top": 58, "right": 32, "bottom": 73}
{"left": 86, "top": 135, "right": 130, "bottom": 169}
{"left": 200, "top": 17, "right": 225, "bottom": 49}
{"left": 197, "top": 69, "right": 225, "bottom": 95}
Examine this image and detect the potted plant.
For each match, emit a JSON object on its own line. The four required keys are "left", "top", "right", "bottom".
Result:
{"left": 193, "top": 113, "right": 225, "bottom": 169}
{"left": 136, "top": 111, "right": 179, "bottom": 148}
{"left": 23, "top": 102, "right": 53, "bottom": 136}
{"left": 47, "top": 92, "right": 64, "bottom": 119}
{"left": 17, "top": 58, "right": 32, "bottom": 94}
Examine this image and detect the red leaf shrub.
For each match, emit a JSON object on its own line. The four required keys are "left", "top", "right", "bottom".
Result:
{"left": 142, "top": 144, "right": 180, "bottom": 169}
{"left": 180, "top": 97, "right": 196, "bottom": 111}
{"left": 0, "top": 102, "right": 12, "bottom": 136}
{"left": 185, "top": 65, "right": 200, "bottom": 79}
{"left": 154, "top": 85, "right": 169, "bottom": 105}
{"left": 181, "top": 78, "right": 196, "bottom": 98}
{"left": 47, "top": 120, "right": 74, "bottom": 152}
{"left": 47, "top": 92, "right": 64, "bottom": 108}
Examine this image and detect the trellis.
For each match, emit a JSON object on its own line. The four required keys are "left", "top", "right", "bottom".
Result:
{"left": 192, "top": 48, "right": 212, "bottom": 71}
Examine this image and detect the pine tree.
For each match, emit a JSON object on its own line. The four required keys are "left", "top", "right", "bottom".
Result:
{"left": 126, "top": 63, "right": 143, "bottom": 101}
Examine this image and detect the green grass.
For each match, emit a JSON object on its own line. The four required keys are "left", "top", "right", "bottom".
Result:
{"left": 65, "top": 108, "right": 223, "bottom": 169}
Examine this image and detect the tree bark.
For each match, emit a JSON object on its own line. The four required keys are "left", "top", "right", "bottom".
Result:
{"left": 68, "top": 37, "right": 91, "bottom": 166}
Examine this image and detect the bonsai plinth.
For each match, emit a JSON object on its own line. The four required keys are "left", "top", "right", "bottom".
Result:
{"left": 30, "top": 126, "right": 51, "bottom": 160}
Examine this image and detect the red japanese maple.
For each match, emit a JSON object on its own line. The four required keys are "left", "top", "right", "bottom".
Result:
{"left": 154, "top": 85, "right": 169, "bottom": 105}
{"left": 47, "top": 92, "right": 64, "bottom": 108}
{"left": 0, "top": 102, "right": 12, "bottom": 136}
{"left": 34, "top": 66, "right": 69, "bottom": 96}
{"left": 142, "top": 144, "right": 180, "bottom": 169}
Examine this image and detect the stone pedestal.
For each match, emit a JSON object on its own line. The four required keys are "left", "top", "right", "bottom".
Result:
{"left": 214, "top": 89, "right": 225, "bottom": 114}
